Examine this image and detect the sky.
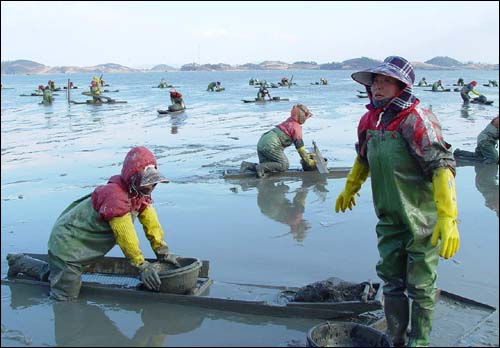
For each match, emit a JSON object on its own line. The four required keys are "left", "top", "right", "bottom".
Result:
{"left": 1, "top": 1, "right": 499, "bottom": 68}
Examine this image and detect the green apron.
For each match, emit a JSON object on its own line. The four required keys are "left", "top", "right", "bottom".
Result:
{"left": 48, "top": 194, "right": 136, "bottom": 300}
{"left": 366, "top": 129, "right": 439, "bottom": 346}
{"left": 48, "top": 194, "right": 119, "bottom": 263}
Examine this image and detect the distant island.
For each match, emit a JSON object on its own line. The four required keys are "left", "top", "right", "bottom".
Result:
{"left": 1, "top": 56, "right": 498, "bottom": 75}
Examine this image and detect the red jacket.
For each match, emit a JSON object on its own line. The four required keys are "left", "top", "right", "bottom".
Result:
{"left": 356, "top": 100, "right": 455, "bottom": 178}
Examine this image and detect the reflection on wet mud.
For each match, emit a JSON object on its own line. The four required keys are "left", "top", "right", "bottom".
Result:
{"left": 234, "top": 176, "right": 329, "bottom": 242}
{"left": 460, "top": 104, "right": 471, "bottom": 119}
{"left": 169, "top": 113, "right": 187, "bottom": 134}
{"left": 3, "top": 282, "right": 317, "bottom": 347}
{"left": 474, "top": 163, "right": 499, "bottom": 217}
{"left": 6, "top": 282, "right": 203, "bottom": 347}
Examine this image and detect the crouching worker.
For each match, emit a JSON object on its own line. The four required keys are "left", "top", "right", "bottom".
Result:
{"left": 7, "top": 146, "right": 179, "bottom": 300}
{"left": 42, "top": 85, "right": 53, "bottom": 104}
{"left": 169, "top": 88, "right": 185, "bottom": 111}
{"left": 240, "top": 104, "right": 316, "bottom": 178}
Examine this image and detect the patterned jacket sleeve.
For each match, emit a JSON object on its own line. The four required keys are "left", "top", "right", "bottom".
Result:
{"left": 399, "top": 108, "right": 456, "bottom": 179}
{"left": 355, "top": 112, "right": 371, "bottom": 166}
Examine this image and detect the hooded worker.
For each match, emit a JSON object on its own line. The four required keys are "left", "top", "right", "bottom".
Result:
{"left": 169, "top": 88, "right": 185, "bottom": 111}
{"left": 7, "top": 146, "right": 178, "bottom": 300}
{"left": 240, "top": 104, "right": 316, "bottom": 178}
{"left": 335, "top": 56, "right": 459, "bottom": 346}
{"left": 460, "top": 81, "right": 482, "bottom": 104}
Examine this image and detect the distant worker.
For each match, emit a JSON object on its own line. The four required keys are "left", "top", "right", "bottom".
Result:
{"left": 42, "top": 85, "right": 53, "bottom": 104}
{"left": 280, "top": 77, "right": 289, "bottom": 86}
{"left": 239, "top": 104, "right": 316, "bottom": 178}
{"left": 158, "top": 79, "right": 169, "bottom": 88}
{"left": 432, "top": 80, "right": 445, "bottom": 91}
{"left": 257, "top": 80, "right": 268, "bottom": 88}
{"left": 48, "top": 80, "right": 56, "bottom": 91}
{"left": 456, "top": 78, "right": 464, "bottom": 86}
{"left": 488, "top": 80, "right": 498, "bottom": 87}
{"left": 169, "top": 88, "right": 185, "bottom": 111}
{"left": 207, "top": 81, "right": 223, "bottom": 92}
{"left": 454, "top": 116, "right": 499, "bottom": 164}
{"left": 93, "top": 76, "right": 106, "bottom": 88}
{"left": 90, "top": 80, "right": 102, "bottom": 103}
{"left": 418, "top": 77, "right": 428, "bottom": 87}
{"left": 257, "top": 85, "right": 272, "bottom": 101}
{"left": 460, "top": 81, "right": 482, "bottom": 104}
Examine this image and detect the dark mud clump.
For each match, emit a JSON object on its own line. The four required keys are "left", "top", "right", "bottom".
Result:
{"left": 292, "top": 277, "right": 367, "bottom": 302}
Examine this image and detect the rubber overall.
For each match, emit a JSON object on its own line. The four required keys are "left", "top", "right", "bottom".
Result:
{"left": 256, "top": 128, "right": 291, "bottom": 176}
{"left": 366, "top": 129, "right": 439, "bottom": 346}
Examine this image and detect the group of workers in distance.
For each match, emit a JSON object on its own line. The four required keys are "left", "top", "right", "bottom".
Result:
{"left": 417, "top": 76, "right": 492, "bottom": 104}
{"left": 9, "top": 56, "right": 497, "bottom": 348}
{"left": 38, "top": 80, "right": 60, "bottom": 104}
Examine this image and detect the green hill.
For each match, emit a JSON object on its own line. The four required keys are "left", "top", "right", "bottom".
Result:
{"left": 341, "top": 57, "right": 382, "bottom": 69}
{"left": 1, "top": 60, "right": 48, "bottom": 75}
{"left": 425, "top": 56, "right": 463, "bottom": 67}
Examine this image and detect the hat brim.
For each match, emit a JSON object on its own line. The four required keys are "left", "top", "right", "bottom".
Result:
{"left": 140, "top": 171, "right": 170, "bottom": 186}
{"left": 351, "top": 66, "right": 413, "bottom": 87}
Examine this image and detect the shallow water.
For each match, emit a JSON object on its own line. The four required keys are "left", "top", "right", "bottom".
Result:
{"left": 1, "top": 70, "right": 499, "bottom": 346}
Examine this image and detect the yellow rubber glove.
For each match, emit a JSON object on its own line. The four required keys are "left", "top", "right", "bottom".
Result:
{"left": 109, "top": 213, "right": 145, "bottom": 267}
{"left": 297, "top": 146, "right": 316, "bottom": 167}
{"left": 335, "top": 156, "right": 370, "bottom": 213}
{"left": 431, "top": 167, "right": 460, "bottom": 259}
{"left": 138, "top": 205, "right": 166, "bottom": 252}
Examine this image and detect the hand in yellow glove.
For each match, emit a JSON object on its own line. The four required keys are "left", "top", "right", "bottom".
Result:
{"left": 297, "top": 146, "right": 316, "bottom": 167}
{"left": 430, "top": 167, "right": 460, "bottom": 259}
{"left": 335, "top": 156, "right": 369, "bottom": 213}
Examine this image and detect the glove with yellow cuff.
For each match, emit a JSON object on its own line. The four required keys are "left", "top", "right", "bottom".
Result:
{"left": 431, "top": 167, "right": 460, "bottom": 259}
{"left": 335, "top": 156, "right": 370, "bottom": 213}
{"left": 297, "top": 146, "right": 316, "bottom": 168}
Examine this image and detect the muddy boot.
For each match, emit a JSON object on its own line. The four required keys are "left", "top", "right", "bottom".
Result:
{"left": 255, "top": 164, "right": 266, "bottom": 178}
{"left": 255, "top": 162, "right": 284, "bottom": 178}
{"left": 408, "top": 303, "right": 433, "bottom": 347}
{"left": 7, "top": 253, "right": 50, "bottom": 281}
{"left": 240, "top": 161, "right": 257, "bottom": 173}
{"left": 384, "top": 294, "right": 410, "bottom": 346}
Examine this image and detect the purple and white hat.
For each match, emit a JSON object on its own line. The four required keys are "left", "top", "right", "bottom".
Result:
{"left": 351, "top": 56, "right": 415, "bottom": 87}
